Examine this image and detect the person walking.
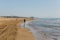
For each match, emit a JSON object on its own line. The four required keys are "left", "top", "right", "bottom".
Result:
{"left": 24, "top": 19, "right": 26, "bottom": 28}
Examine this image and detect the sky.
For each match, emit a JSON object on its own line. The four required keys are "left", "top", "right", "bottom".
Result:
{"left": 0, "top": 0, "right": 60, "bottom": 18}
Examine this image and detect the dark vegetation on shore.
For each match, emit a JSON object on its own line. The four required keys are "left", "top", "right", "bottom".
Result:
{"left": 0, "top": 16, "right": 28, "bottom": 18}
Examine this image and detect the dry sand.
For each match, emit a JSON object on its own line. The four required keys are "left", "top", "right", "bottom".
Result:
{"left": 0, "top": 18, "right": 34, "bottom": 40}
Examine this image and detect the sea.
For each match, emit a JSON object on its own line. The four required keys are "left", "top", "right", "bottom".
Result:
{"left": 27, "top": 18, "right": 60, "bottom": 40}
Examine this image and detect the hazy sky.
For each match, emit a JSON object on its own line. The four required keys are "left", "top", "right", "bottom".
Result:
{"left": 0, "top": 0, "right": 60, "bottom": 18}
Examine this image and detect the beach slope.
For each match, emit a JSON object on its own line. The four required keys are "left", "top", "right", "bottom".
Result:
{"left": 0, "top": 17, "right": 34, "bottom": 40}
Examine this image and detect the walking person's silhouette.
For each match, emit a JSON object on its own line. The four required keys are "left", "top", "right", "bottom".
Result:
{"left": 24, "top": 19, "right": 26, "bottom": 28}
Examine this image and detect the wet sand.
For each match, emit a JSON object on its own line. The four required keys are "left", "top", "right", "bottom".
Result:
{"left": 15, "top": 28, "right": 34, "bottom": 40}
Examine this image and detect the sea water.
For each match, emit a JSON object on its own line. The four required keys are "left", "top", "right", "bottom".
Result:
{"left": 27, "top": 18, "right": 60, "bottom": 40}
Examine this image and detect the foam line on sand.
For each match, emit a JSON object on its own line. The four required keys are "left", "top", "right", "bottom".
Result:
{"left": 22, "top": 20, "right": 54, "bottom": 40}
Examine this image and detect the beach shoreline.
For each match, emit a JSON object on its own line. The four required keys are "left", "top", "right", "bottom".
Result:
{"left": 25, "top": 19, "right": 51, "bottom": 40}
{"left": 0, "top": 17, "right": 34, "bottom": 40}
{"left": 16, "top": 18, "right": 35, "bottom": 40}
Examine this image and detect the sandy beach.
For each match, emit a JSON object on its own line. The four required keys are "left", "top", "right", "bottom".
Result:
{"left": 0, "top": 17, "right": 34, "bottom": 40}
